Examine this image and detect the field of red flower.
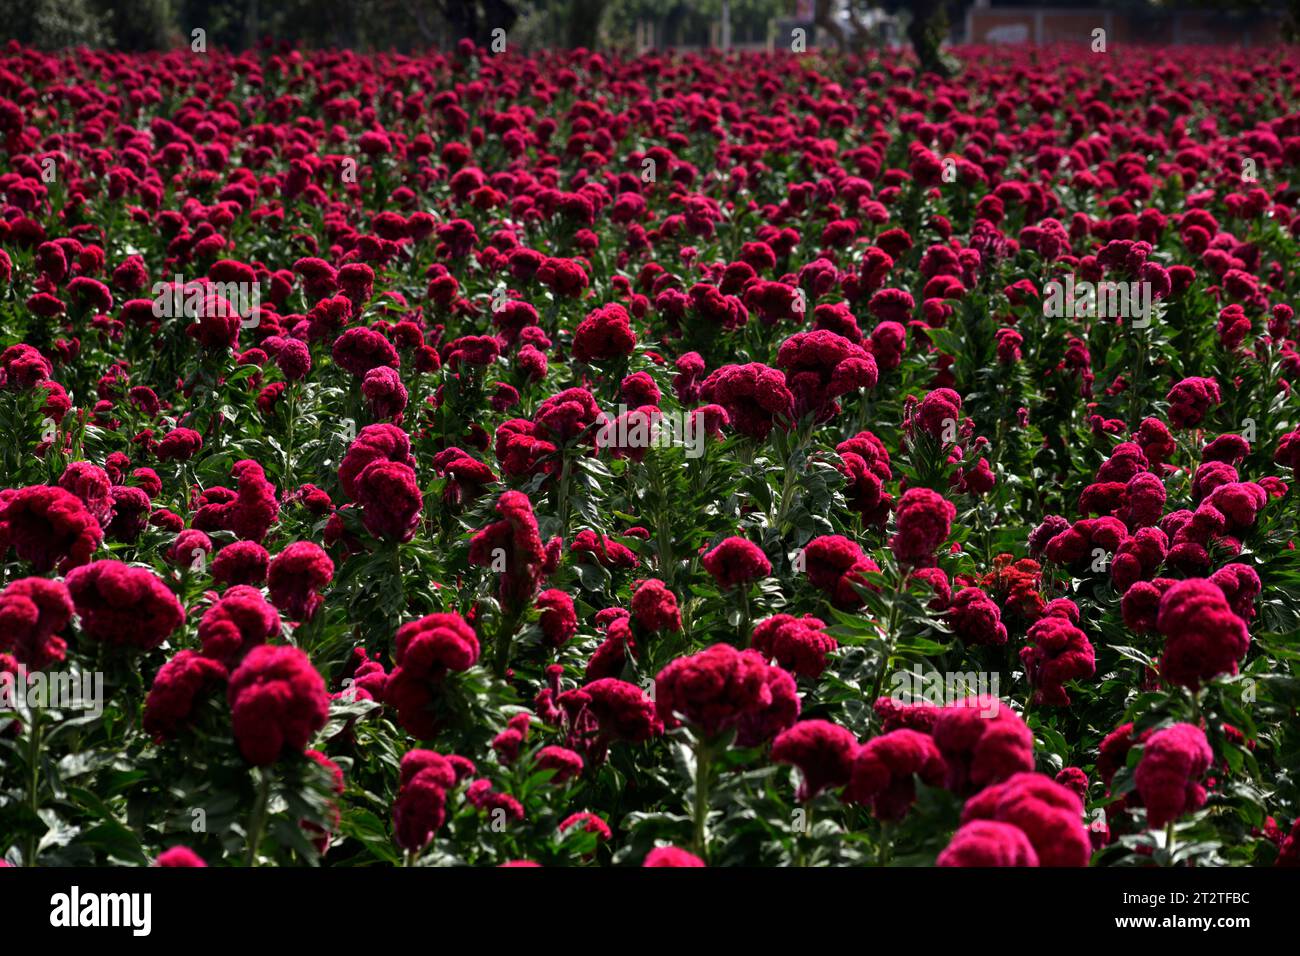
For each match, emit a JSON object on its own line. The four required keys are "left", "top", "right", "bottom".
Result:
{"left": 1, "top": 39, "right": 1299, "bottom": 869}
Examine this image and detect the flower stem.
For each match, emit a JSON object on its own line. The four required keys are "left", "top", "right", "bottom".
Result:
{"left": 771, "top": 427, "right": 809, "bottom": 535}
{"left": 796, "top": 800, "right": 814, "bottom": 867}
{"left": 283, "top": 383, "right": 298, "bottom": 487}
{"left": 246, "top": 769, "right": 273, "bottom": 867}
{"left": 877, "top": 821, "right": 894, "bottom": 866}
{"left": 869, "top": 569, "right": 911, "bottom": 716}
{"left": 493, "top": 611, "right": 517, "bottom": 678}
{"left": 557, "top": 452, "right": 574, "bottom": 540}
{"left": 692, "top": 739, "right": 713, "bottom": 861}
{"left": 24, "top": 709, "right": 43, "bottom": 867}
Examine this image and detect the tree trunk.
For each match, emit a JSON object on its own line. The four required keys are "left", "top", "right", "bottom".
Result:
{"left": 664, "top": 3, "right": 687, "bottom": 47}
{"left": 440, "top": 0, "right": 480, "bottom": 43}
{"left": 814, "top": 0, "right": 847, "bottom": 49}
{"left": 906, "top": 0, "right": 953, "bottom": 77}
{"left": 479, "top": 0, "right": 518, "bottom": 45}
{"left": 243, "top": 0, "right": 259, "bottom": 50}
{"left": 566, "top": 0, "right": 605, "bottom": 49}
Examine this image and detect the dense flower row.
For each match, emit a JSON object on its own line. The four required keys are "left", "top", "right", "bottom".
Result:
{"left": 0, "top": 40, "right": 1298, "bottom": 867}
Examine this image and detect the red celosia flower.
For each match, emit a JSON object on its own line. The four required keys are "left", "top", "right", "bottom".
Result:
{"left": 1135, "top": 723, "right": 1214, "bottom": 828}
{"left": 1111, "top": 527, "right": 1169, "bottom": 591}
{"left": 1274, "top": 430, "right": 1300, "bottom": 471}
{"left": 836, "top": 431, "right": 893, "bottom": 527}
{"left": 1020, "top": 603, "right": 1096, "bottom": 706}
{"left": 803, "top": 534, "right": 879, "bottom": 610}
{"left": 362, "top": 366, "right": 408, "bottom": 419}
{"left": 58, "top": 461, "right": 113, "bottom": 527}
{"left": 701, "top": 536, "right": 770, "bottom": 589}
{"left": 354, "top": 460, "right": 423, "bottom": 542}
{"left": 1204, "top": 481, "right": 1267, "bottom": 534}
{"left": 572, "top": 303, "right": 636, "bottom": 362}
{"left": 581, "top": 677, "right": 661, "bottom": 743}
{"left": 268, "top": 542, "right": 335, "bottom": 621}
{"left": 339, "top": 424, "right": 416, "bottom": 499}
{"left": 932, "top": 696, "right": 1034, "bottom": 795}
{"left": 535, "top": 589, "right": 578, "bottom": 647}
{"left": 1055, "top": 767, "right": 1089, "bottom": 799}
{"left": 655, "top": 644, "right": 787, "bottom": 740}
{"left": 1166, "top": 376, "right": 1222, "bottom": 428}
{"left": 891, "top": 487, "right": 956, "bottom": 566}
{"left": 469, "top": 490, "right": 546, "bottom": 609}
{"left": 1, "top": 344, "right": 53, "bottom": 390}
{"left": 937, "top": 820, "right": 1039, "bottom": 867}
{"left": 874, "top": 696, "right": 943, "bottom": 733}
{"left": 384, "top": 613, "right": 481, "bottom": 739}
{"left": 631, "top": 578, "right": 682, "bottom": 633}
{"left": 1209, "top": 562, "right": 1261, "bottom": 620}
{"left": 750, "top": 613, "right": 836, "bottom": 678}
{"left": 776, "top": 329, "right": 878, "bottom": 421}
{"left": 571, "top": 529, "right": 639, "bottom": 570}
{"left": 1041, "top": 516, "right": 1128, "bottom": 568}
{"left": 0, "top": 485, "right": 103, "bottom": 573}
{"left": 227, "top": 645, "right": 329, "bottom": 766}
{"left": 559, "top": 811, "right": 612, "bottom": 841}
{"left": 143, "top": 650, "right": 229, "bottom": 741}
{"left": 431, "top": 447, "right": 496, "bottom": 506}
{"left": 735, "top": 663, "right": 801, "bottom": 747}
{"left": 905, "top": 388, "right": 962, "bottom": 441}
{"left": 105, "top": 486, "right": 151, "bottom": 542}
{"left": 1097, "top": 722, "right": 1141, "bottom": 788}
{"left": 0, "top": 577, "right": 73, "bottom": 669}
{"left": 698, "top": 362, "right": 794, "bottom": 441}
{"left": 332, "top": 326, "right": 400, "bottom": 377}
{"left": 946, "top": 587, "right": 1009, "bottom": 646}
{"left": 156, "top": 428, "right": 204, "bottom": 461}
{"left": 1120, "top": 578, "right": 1174, "bottom": 633}
{"left": 1276, "top": 819, "right": 1300, "bottom": 867}
{"left": 643, "top": 846, "right": 706, "bottom": 867}
{"left": 212, "top": 540, "right": 270, "bottom": 586}
{"left": 1156, "top": 578, "right": 1249, "bottom": 688}
{"left": 771, "top": 719, "right": 858, "bottom": 800}
{"left": 198, "top": 585, "right": 283, "bottom": 667}
{"left": 393, "top": 767, "right": 450, "bottom": 852}
{"left": 534, "top": 387, "right": 601, "bottom": 443}
{"left": 846, "top": 729, "right": 946, "bottom": 820}
{"left": 959, "top": 772, "right": 1091, "bottom": 866}
{"left": 66, "top": 560, "right": 184, "bottom": 649}
{"left": 155, "top": 847, "right": 207, "bottom": 867}
{"left": 535, "top": 745, "right": 584, "bottom": 783}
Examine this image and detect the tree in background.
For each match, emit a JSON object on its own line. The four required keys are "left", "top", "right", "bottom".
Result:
{"left": 897, "top": 0, "right": 961, "bottom": 76}
{"left": 818, "top": 0, "right": 964, "bottom": 74}
{"left": 565, "top": 0, "right": 606, "bottom": 48}
{"left": 419, "top": 0, "right": 521, "bottom": 46}
{"left": 1174, "top": 0, "right": 1299, "bottom": 42}
{"left": 601, "top": 0, "right": 786, "bottom": 48}
{"left": 2, "top": 0, "right": 1288, "bottom": 53}
{"left": 0, "top": 0, "right": 130, "bottom": 49}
